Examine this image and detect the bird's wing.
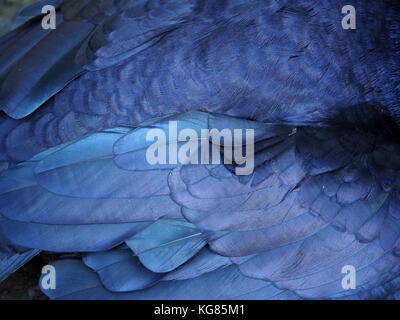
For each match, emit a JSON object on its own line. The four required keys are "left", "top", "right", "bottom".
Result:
{"left": 0, "top": 1, "right": 93, "bottom": 119}
{"left": 1, "top": 110, "right": 400, "bottom": 299}
{"left": 0, "top": 0, "right": 197, "bottom": 119}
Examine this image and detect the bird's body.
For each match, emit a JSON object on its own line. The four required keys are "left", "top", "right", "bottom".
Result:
{"left": 0, "top": 0, "right": 399, "bottom": 299}
{"left": 1, "top": 0, "right": 399, "bottom": 162}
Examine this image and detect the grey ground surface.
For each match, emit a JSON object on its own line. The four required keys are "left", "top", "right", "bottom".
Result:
{"left": 0, "top": 254, "right": 48, "bottom": 300}
{"left": 0, "top": 0, "right": 49, "bottom": 300}
{"left": 0, "top": 0, "right": 38, "bottom": 35}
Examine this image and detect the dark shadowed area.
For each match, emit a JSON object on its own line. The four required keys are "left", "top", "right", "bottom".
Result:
{"left": 0, "top": 254, "right": 48, "bottom": 299}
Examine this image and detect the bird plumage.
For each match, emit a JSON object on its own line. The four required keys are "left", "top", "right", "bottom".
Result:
{"left": 0, "top": 0, "right": 399, "bottom": 299}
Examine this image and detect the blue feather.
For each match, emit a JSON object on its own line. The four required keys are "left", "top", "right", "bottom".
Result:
{"left": 83, "top": 248, "right": 162, "bottom": 292}
{"left": 126, "top": 219, "right": 206, "bottom": 273}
